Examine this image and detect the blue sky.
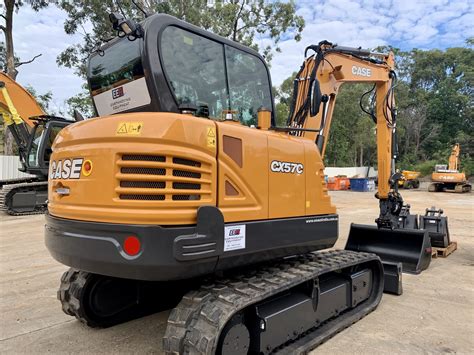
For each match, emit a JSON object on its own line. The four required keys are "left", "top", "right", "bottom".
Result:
{"left": 9, "top": 0, "right": 474, "bottom": 113}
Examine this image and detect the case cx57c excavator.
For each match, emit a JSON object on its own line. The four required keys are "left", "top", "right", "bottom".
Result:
{"left": 45, "top": 13, "right": 432, "bottom": 354}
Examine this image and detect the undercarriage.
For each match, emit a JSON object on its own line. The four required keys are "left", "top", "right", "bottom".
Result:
{"left": 59, "top": 250, "right": 383, "bottom": 354}
{"left": 429, "top": 182, "right": 472, "bottom": 193}
{"left": 0, "top": 178, "right": 48, "bottom": 215}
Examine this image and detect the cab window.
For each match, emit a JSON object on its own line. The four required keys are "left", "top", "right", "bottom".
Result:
{"left": 161, "top": 26, "right": 229, "bottom": 118}
{"left": 225, "top": 45, "right": 272, "bottom": 126}
{"left": 88, "top": 38, "right": 144, "bottom": 96}
{"left": 160, "top": 26, "right": 272, "bottom": 125}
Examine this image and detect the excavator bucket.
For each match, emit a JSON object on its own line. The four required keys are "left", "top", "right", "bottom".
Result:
{"left": 419, "top": 207, "right": 450, "bottom": 248}
{"left": 345, "top": 224, "right": 432, "bottom": 274}
{"left": 397, "top": 204, "right": 418, "bottom": 229}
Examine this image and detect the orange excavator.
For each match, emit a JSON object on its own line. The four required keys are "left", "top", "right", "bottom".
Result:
{"left": 429, "top": 143, "right": 471, "bottom": 193}
{"left": 0, "top": 73, "right": 75, "bottom": 215}
{"left": 45, "top": 13, "right": 433, "bottom": 354}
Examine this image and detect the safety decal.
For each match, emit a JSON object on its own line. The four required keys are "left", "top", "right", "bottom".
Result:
{"left": 207, "top": 127, "right": 216, "bottom": 148}
{"left": 116, "top": 122, "right": 143, "bottom": 135}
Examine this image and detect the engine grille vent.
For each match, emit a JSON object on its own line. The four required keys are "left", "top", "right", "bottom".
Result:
{"left": 117, "top": 154, "right": 210, "bottom": 202}
{"left": 122, "top": 154, "right": 165, "bottom": 162}
{"left": 120, "top": 194, "right": 165, "bottom": 201}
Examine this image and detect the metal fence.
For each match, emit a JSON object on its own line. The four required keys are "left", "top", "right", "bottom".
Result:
{"left": 0, "top": 156, "right": 34, "bottom": 180}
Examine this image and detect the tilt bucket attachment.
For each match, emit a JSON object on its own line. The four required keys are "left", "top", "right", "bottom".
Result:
{"left": 345, "top": 224, "right": 432, "bottom": 274}
{"left": 397, "top": 204, "right": 418, "bottom": 229}
{"left": 419, "top": 207, "right": 450, "bottom": 248}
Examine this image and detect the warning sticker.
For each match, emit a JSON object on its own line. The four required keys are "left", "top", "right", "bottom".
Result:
{"left": 224, "top": 224, "right": 246, "bottom": 252}
{"left": 116, "top": 122, "right": 143, "bottom": 135}
{"left": 207, "top": 127, "right": 216, "bottom": 148}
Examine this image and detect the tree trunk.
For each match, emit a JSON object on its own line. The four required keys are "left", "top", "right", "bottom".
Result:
{"left": 4, "top": 0, "right": 17, "bottom": 80}
{"left": 359, "top": 146, "right": 363, "bottom": 166}
{"left": 2, "top": 1, "right": 15, "bottom": 154}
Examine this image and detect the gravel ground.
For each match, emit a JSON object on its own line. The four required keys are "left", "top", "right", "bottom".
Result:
{"left": 0, "top": 189, "right": 473, "bottom": 354}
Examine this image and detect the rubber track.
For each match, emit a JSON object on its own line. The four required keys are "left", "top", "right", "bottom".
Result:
{"left": 0, "top": 177, "right": 39, "bottom": 188}
{"left": 163, "top": 250, "right": 383, "bottom": 355}
{"left": 0, "top": 180, "right": 48, "bottom": 216}
{"left": 58, "top": 268, "right": 98, "bottom": 327}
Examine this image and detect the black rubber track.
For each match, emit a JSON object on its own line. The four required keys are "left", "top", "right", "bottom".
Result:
{"left": 163, "top": 249, "right": 384, "bottom": 354}
{"left": 0, "top": 180, "right": 47, "bottom": 216}
{"left": 58, "top": 269, "right": 98, "bottom": 326}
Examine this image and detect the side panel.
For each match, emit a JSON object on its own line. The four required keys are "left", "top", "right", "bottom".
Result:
{"left": 303, "top": 140, "right": 336, "bottom": 215}
{"left": 268, "top": 134, "right": 306, "bottom": 218}
{"left": 216, "top": 122, "right": 269, "bottom": 222}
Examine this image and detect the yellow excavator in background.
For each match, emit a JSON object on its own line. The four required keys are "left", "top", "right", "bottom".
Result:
{"left": 0, "top": 73, "right": 75, "bottom": 215}
{"left": 45, "top": 13, "right": 432, "bottom": 354}
{"left": 398, "top": 170, "right": 421, "bottom": 189}
{"left": 429, "top": 143, "right": 471, "bottom": 193}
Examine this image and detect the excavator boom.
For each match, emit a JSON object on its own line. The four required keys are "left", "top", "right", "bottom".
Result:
{"left": 286, "top": 41, "right": 431, "bottom": 272}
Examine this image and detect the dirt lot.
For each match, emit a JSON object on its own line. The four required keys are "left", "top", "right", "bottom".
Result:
{"left": 1, "top": 190, "right": 473, "bottom": 354}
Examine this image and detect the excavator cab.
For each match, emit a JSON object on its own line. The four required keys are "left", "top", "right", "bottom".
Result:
{"left": 0, "top": 74, "right": 73, "bottom": 214}
{"left": 87, "top": 14, "right": 273, "bottom": 124}
{"left": 23, "top": 118, "right": 70, "bottom": 176}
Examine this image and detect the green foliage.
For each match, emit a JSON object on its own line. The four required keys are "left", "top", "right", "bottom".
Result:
{"left": 274, "top": 71, "right": 296, "bottom": 126}
{"left": 413, "top": 160, "right": 438, "bottom": 177}
{"left": 65, "top": 89, "right": 95, "bottom": 118}
{"left": 275, "top": 102, "right": 288, "bottom": 126}
{"left": 25, "top": 85, "right": 53, "bottom": 112}
{"left": 56, "top": 0, "right": 305, "bottom": 78}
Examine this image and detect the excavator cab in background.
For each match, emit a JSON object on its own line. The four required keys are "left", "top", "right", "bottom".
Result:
{"left": 429, "top": 144, "right": 471, "bottom": 193}
{"left": 45, "top": 13, "right": 436, "bottom": 354}
{"left": 0, "top": 73, "right": 75, "bottom": 215}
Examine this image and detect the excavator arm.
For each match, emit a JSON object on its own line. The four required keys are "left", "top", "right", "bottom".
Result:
{"left": 287, "top": 41, "right": 402, "bottom": 229}
{"left": 448, "top": 143, "right": 460, "bottom": 171}
{"left": 0, "top": 72, "right": 45, "bottom": 162}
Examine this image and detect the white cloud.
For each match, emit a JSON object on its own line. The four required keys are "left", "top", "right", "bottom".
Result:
{"left": 7, "top": 0, "right": 473, "bottom": 110}
{"left": 10, "top": 6, "right": 84, "bottom": 113}
{"left": 270, "top": 0, "right": 473, "bottom": 85}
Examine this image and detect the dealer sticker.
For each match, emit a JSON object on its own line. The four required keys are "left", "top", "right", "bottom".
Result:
{"left": 224, "top": 225, "right": 246, "bottom": 252}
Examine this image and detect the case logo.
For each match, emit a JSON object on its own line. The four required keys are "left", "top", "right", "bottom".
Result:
{"left": 270, "top": 160, "right": 304, "bottom": 174}
{"left": 352, "top": 66, "right": 372, "bottom": 77}
{"left": 50, "top": 158, "right": 84, "bottom": 179}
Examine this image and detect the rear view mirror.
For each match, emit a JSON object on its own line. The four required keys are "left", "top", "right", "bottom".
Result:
{"left": 310, "top": 79, "right": 322, "bottom": 116}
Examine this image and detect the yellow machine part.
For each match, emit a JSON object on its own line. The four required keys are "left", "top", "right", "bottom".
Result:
{"left": 431, "top": 171, "right": 467, "bottom": 184}
{"left": 48, "top": 112, "right": 335, "bottom": 225}
{"left": 0, "top": 72, "right": 45, "bottom": 127}
{"left": 402, "top": 170, "right": 420, "bottom": 180}
{"left": 398, "top": 170, "right": 421, "bottom": 185}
